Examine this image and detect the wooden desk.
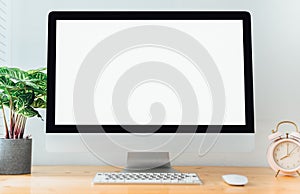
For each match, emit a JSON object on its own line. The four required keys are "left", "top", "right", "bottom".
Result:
{"left": 0, "top": 166, "right": 299, "bottom": 194}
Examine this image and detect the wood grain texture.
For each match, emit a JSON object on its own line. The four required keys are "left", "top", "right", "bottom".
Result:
{"left": 0, "top": 166, "right": 299, "bottom": 194}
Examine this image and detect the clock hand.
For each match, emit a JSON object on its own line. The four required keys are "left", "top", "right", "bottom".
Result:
{"left": 288, "top": 146, "right": 298, "bottom": 155}
{"left": 280, "top": 145, "right": 299, "bottom": 160}
{"left": 287, "top": 143, "right": 289, "bottom": 155}
{"left": 280, "top": 155, "right": 289, "bottom": 160}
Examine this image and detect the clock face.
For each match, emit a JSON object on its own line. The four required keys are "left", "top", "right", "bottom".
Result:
{"left": 273, "top": 141, "right": 300, "bottom": 170}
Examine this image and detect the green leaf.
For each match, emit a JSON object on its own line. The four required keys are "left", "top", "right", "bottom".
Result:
{"left": 15, "top": 81, "right": 26, "bottom": 88}
{"left": 0, "top": 76, "right": 16, "bottom": 88}
{"left": 28, "top": 71, "right": 47, "bottom": 81}
{"left": 26, "top": 85, "right": 47, "bottom": 96}
{"left": 15, "top": 92, "right": 34, "bottom": 110}
{"left": 27, "top": 67, "right": 47, "bottom": 74}
{"left": 18, "top": 106, "right": 43, "bottom": 120}
{"left": 24, "top": 81, "right": 40, "bottom": 89}
{"left": 32, "top": 98, "right": 46, "bottom": 108}
{"left": 0, "top": 92, "right": 10, "bottom": 105}
{"left": 7, "top": 68, "right": 29, "bottom": 81}
{"left": 0, "top": 66, "right": 10, "bottom": 77}
{"left": 10, "top": 89, "right": 26, "bottom": 97}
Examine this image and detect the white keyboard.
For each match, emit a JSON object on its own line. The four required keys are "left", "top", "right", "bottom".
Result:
{"left": 93, "top": 172, "right": 202, "bottom": 185}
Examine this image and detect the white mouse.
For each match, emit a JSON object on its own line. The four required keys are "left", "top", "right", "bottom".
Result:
{"left": 222, "top": 174, "right": 248, "bottom": 186}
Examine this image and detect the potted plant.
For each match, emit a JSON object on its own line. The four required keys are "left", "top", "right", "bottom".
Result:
{"left": 0, "top": 66, "right": 47, "bottom": 174}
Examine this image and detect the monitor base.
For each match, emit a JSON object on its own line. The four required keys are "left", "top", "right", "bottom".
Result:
{"left": 122, "top": 167, "right": 179, "bottom": 173}
{"left": 122, "top": 152, "right": 179, "bottom": 173}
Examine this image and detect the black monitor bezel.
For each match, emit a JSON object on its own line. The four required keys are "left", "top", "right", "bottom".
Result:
{"left": 47, "top": 11, "right": 254, "bottom": 133}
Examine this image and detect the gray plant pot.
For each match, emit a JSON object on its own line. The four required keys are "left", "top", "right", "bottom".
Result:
{"left": 0, "top": 138, "right": 32, "bottom": 174}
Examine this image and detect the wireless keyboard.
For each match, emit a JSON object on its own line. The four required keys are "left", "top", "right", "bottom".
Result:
{"left": 93, "top": 172, "right": 202, "bottom": 185}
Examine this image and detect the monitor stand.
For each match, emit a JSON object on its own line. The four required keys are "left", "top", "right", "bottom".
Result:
{"left": 122, "top": 152, "right": 179, "bottom": 173}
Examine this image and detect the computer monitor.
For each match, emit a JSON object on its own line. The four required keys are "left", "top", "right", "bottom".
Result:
{"left": 46, "top": 11, "right": 254, "bottom": 170}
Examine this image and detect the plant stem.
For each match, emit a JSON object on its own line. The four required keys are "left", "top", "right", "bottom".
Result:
{"left": 9, "top": 98, "right": 14, "bottom": 139}
{"left": 19, "top": 116, "right": 23, "bottom": 139}
{"left": 13, "top": 114, "right": 20, "bottom": 139}
{"left": 1, "top": 104, "right": 9, "bottom": 139}
{"left": 17, "top": 115, "right": 22, "bottom": 139}
{"left": 19, "top": 116, "right": 27, "bottom": 139}
{"left": 10, "top": 111, "right": 15, "bottom": 139}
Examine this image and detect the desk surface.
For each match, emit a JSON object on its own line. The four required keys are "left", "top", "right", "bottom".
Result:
{"left": 0, "top": 166, "right": 299, "bottom": 194}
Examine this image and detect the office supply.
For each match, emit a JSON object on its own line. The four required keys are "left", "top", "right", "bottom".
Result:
{"left": 93, "top": 172, "right": 202, "bottom": 184}
{"left": 46, "top": 11, "right": 254, "bottom": 170}
{"left": 1, "top": 166, "right": 300, "bottom": 194}
{"left": 222, "top": 174, "right": 248, "bottom": 186}
{"left": 267, "top": 121, "right": 300, "bottom": 177}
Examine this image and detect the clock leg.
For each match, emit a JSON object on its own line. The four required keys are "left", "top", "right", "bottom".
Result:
{"left": 275, "top": 170, "right": 280, "bottom": 177}
{"left": 297, "top": 171, "right": 300, "bottom": 176}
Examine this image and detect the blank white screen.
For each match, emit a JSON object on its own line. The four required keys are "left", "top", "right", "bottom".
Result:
{"left": 55, "top": 20, "right": 245, "bottom": 125}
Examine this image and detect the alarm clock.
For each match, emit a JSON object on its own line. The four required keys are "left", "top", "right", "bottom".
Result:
{"left": 267, "top": 121, "right": 300, "bottom": 177}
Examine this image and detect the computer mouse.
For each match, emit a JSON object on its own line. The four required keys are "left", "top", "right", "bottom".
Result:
{"left": 222, "top": 174, "right": 248, "bottom": 186}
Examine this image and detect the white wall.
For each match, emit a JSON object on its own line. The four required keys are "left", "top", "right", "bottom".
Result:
{"left": 0, "top": 0, "right": 11, "bottom": 65}
{"left": 9, "top": 0, "right": 300, "bottom": 166}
